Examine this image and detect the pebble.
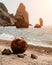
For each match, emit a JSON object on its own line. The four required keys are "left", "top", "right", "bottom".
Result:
{"left": 31, "top": 54, "right": 37, "bottom": 59}
{"left": 17, "top": 54, "right": 26, "bottom": 58}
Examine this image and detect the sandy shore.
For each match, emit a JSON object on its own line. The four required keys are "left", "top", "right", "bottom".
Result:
{"left": 0, "top": 40, "right": 52, "bottom": 65}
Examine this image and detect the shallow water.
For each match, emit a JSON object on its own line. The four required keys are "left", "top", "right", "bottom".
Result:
{"left": 0, "top": 26, "right": 52, "bottom": 47}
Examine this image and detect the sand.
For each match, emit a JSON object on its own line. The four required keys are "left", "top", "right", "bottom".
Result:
{"left": 0, "top": 40, "right": 52, "bottom": 65}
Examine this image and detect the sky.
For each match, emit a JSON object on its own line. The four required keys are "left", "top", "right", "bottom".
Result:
{"left": 0, "top": 0, "right": 52, "bottom": 26}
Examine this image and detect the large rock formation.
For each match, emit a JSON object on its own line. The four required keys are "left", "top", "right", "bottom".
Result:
{"left": 0, "top": 2, "right": 8, "bottom": 12}
{"left": 15, "top": 3, "right": 29, "bottom": 28}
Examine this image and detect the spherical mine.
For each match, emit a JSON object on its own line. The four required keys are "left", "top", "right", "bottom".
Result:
{"left": 11, "top": 38, "right": 28, "bottom": 54}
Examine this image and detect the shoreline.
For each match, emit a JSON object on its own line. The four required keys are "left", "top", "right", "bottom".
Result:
{"left": 28, "top": 45, "right": 52, "bottom": 55}
{"left": 0, "top": 40, "right": 52, "bottom": 65}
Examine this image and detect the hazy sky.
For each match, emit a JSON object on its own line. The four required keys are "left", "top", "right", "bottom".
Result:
{"left": 0, "top": 0, "right": 52, "bottom": 26}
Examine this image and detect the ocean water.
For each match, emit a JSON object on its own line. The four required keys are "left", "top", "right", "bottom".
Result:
{"left": 0, "top": 26, "right": 52, "bottom": 47}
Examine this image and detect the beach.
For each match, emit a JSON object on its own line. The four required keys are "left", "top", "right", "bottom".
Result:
{"left": 0, "top": 40, "right": 52, "bottom": 65}
{"left": 0, "top": 1, "right": 52, "bottom": 65}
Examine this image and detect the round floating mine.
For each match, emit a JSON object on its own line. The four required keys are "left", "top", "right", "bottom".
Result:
{"left": 11, "top": 38, "right": 28, "bottom": 54}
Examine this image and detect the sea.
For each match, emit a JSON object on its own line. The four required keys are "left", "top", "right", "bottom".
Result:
{"left": 0, "top": 26, "right": 52, "bottom": 47}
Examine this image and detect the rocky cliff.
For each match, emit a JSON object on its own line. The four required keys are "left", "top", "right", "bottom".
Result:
{"left": 0, "top": 2, "right": 17, "bottom": 26}
{"left": 0, "top": 9, "right": 17, "bottom": 26}
{"left": 0, "top": 2, "right": 8, "bottom": 12}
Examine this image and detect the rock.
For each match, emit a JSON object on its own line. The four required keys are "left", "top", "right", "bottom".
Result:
{"left": 11, "top": 38, "right": 28, "bottom": 54}
{"left": 17, "top": 54, "right": 25, "bottom": 58}
{"left": 15, "top": 3, "right": 29, "bottom": 28}
{"left": 0, "top": 2, "right": 8, "bottom": 12}
{"left": 39, "top": 18, "right": 43, "bottom": 26}
{"left": 2, "top": 49, "right": 12, "bottom": 55}
{"left": 31, "top": 54, "right": 37, "bottom": 59}
{"left": 34, "top": 24, "right": 41, "bottom": 28}
{"left": 34, "top": 18, "right": 43, "bottom": 28}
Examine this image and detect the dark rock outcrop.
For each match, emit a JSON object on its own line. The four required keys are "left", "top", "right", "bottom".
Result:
{"left": 0, "top": 11, "right": 11, "bottom": 26}
{"left": 0, "top": 2, "right": 8, "bottom": 12}
{"left": 11, "top": 38, "right": 28, "bottom": 54}
{"left": 0, "top": 2, "right": 17, "bottom": 26}
{"left": 0, "top": 9, "right": 17, "bottom": 26}
{"left": 2, "top": 49, "right": 12, "bottom": 55}
{"left": 15, "top": 3, "right": 29, "bottom": 28}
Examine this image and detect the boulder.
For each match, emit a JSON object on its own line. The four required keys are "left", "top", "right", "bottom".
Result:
{"left": 15, "top": 3, "right": 29, "bottom": 28}
{"left": 11, "top": 38, "right": 28, "bottom": 54}
{"left": 2, "top": 49, "right": 12, "bottom": 55}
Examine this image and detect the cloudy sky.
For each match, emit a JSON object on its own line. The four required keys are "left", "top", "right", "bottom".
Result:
{"left": 0, "top": 0, "right": 52, "bottom": 26}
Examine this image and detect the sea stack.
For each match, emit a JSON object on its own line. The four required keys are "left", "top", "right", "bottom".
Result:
{"left": 34, "top": 18, "right": 43, "bottom": 28}
{"left": 15, "top": 3, "right": 29, "bottom": 28}
{"left": 11, "top": 38, "right": 28, "bottom": 54}
{"left": 39, "top": 18, "right": 43, "bottom": 26}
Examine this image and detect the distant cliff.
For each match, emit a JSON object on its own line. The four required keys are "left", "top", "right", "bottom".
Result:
{"left": 0, "top": 2, "right": 17, "bottom": 26}
{"left": 0, "top": 2, "right": 8, "bottom": 12}
{"left": 0, "top": 9, "right": 17, "bottom": 26}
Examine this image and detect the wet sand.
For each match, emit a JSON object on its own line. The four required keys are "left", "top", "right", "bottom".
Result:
{"left": 0, "top": 40, "right": 52, "bottom": 65}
